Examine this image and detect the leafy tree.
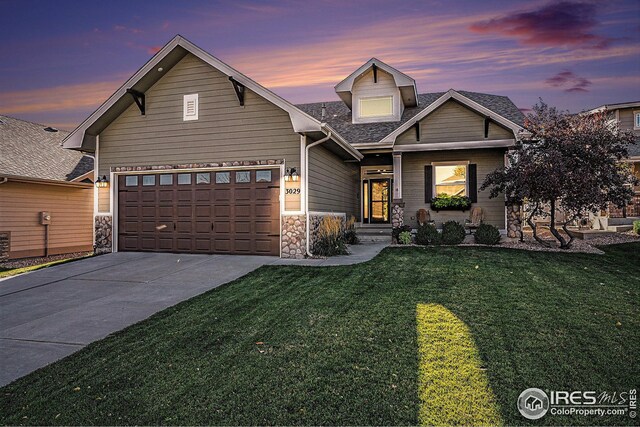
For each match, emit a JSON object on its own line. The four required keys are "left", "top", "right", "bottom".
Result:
{"left": 482, "top": 101, "right": 637, "bottom": 249}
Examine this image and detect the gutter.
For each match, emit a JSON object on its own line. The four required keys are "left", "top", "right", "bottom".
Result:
{"left": 305, "top": 131, "right": 332, "bottom": 257}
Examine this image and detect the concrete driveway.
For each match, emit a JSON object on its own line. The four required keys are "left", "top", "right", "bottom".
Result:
{"left": 0, "top": 252, "right": 276, "bottom": 386}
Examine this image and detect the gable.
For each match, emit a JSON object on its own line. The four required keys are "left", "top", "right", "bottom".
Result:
{"left": 395, "top": 99, "right": 514, "bottom": 145}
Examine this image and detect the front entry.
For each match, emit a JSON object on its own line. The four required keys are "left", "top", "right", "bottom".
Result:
{"left": 363, "top": 178, "right": 391, "bottom": 224}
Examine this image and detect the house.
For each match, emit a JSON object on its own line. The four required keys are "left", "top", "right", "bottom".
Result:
{"left": 62, "top": 35, "right": 525, "bottom": 259}
{"left": 587, "top": 102, "right": 640, "bottom": 229}
{"left": 0, "top": 115, "right": 94, "bottom": 259}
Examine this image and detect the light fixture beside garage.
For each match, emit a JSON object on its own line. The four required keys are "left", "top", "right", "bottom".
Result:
{"left": 285, "top": 167, "right": 299, "bottom": 182}
{"left": 95, "top": 175, "right": 109, "bottom": 188}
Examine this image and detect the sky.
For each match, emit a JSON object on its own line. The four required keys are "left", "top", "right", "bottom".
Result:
{"left": 0, "top": 0, "right": 639, "bottom": 131}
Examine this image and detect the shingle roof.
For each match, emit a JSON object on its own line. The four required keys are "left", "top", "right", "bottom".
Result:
{"left": 0, "top": 115, "right": 93, "bottom": 181}
{"left": 296, "top": 90, "right": 525, "bottom": 145}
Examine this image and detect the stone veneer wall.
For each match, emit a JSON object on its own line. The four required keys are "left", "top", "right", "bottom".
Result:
{"left": 391, "top": 202, "right": 404, "bottom": 228}
{"left": 95, "top": 215, "right": 113, "bottom": 254}
{"left": 0, "top": 232, "right": 10, "bottom": 261}
{"left": 281, "top": 215, "right": 306, "bottom": 259}
{"left": 506, "top": 204, "right": 522, "bottom": 239}
{"left": 308, "top": 213, "right": 346, "bottom": 253}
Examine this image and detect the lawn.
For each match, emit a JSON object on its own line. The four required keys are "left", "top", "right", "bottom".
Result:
{"left": 1, "top": 244, "right": 638, "bottom": 426}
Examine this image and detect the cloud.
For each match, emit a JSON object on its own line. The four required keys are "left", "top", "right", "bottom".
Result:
{"left": 147, "top": 46, "right": 162, "bottom": 55}
{"left": 545, "top": 70, "right": 592, "bottom": 92}
{"left": 113, "top": 24, "right": 143, "bottom": 34}
{"left": 469, "top": 1, "right": 612, "bottom": 49}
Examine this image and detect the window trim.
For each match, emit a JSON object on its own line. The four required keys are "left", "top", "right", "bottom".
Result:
{"left": 634, "top": 110, "right": 640, "bottom": 130}
{"left": 358, "top": 95, "right": 394, "bottom": 118}
{"left": 431, "top": 161, "right": 470, "bottom": 197}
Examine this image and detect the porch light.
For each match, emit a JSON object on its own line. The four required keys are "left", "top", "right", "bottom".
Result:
{"left": 285, "top": 168, "right": 299, "bottom": 182}
{"left": 95, "top": 175, "right": 109, "bottom": 188}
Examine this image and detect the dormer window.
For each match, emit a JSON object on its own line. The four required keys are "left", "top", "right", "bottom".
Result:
{"left": 360, "top": 96, "right": 393, "bottom": 118}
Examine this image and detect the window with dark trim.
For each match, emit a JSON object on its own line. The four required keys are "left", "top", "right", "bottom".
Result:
{"left": 125, "top": 176, "right": 138, "bottom": 187}
{"left": 177, "top": 173, "right": 191, "bottom": 185}
{"left": 142, "top": 175, "right": 155, "bottom": 186}
{"left": 159, "top": 174, "right": 173, "bottom": 185}
{"left": 256, "top": 170, "right": 272, "bottom": 183}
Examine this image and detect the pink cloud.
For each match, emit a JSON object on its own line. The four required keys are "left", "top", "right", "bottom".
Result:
{"left": 545, "top": 70, "right": 592, "bottom": 93}
{"left": 469, "top": 1, "right": 612, "bottom": 50}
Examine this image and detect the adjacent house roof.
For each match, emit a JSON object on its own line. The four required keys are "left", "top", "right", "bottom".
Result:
{"left": 297, "top": 90, "right": 525, "bottom": 146}
{"left": 0, "top": 115, "right": 93, "bottom": 182}
{"left": 587, "top": 101, "right": 640, "bottom": 113}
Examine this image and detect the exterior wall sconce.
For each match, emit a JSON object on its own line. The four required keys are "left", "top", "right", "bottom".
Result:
{"left": 95, "top": 175, "right": 109, "bottom": 188}
{"left": 284, "top": 168, "right": 299, "bottom": 182}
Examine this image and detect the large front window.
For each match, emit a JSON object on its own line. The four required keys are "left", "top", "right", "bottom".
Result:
{"left": 359, "top": 96, "right": 393, "bottom": 118}
{"left": 434, "top": 164, "right": 467, "bottom": 196}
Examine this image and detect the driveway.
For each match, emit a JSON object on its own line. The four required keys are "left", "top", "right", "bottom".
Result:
{"left": 0, "top": 252, "right": 276, "bottom": 386}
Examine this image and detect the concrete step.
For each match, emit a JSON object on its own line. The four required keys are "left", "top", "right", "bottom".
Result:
{"left": 357, "top": 234, "right": 392, "bottom": 243}
{"left": 607, "top": 225, "right": 633, "bottom": 232}
{"left": 607, "top": 217, "right": 639, "bottom": 226}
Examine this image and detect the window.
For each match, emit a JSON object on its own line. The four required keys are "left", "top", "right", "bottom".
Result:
{"left": 196, "top": 173, "right": 211, "bottom": 184}
{"left": 215, "top": 172, "right": 230, "bottom": 184}
{"left": 177, "top": 173, "right": 191, "bottom": 185}
{"left": 183, "top": 94, "right": 198, "bottom": 121}
{"left": 634, "top": 111, "right": 640, "bottom": 130}
{"left": 256, "top": 170, "right": 272, "bottom": 183}
{"left": 236, "top": 171, "right": 251, "bottom": 183}
{"left": 159, "top": 174, "right": 173, "bottom": 185}
{"left": 142, "top": 175, "right": 156, "bottom": 186}
{"left": 434, "top": 164, "right": 467, "bottom": 197}
{"left": 125, "top": 176, "right": 138, "bottom": 187}
{"left": 359, "top": 96, "right": 393, "bottom": 118}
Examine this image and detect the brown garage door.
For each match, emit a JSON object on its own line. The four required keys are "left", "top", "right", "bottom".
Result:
{"left": 118, "top": 169, "right": 280, "bottom": 255}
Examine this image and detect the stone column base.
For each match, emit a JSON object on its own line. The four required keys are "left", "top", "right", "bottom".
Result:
{"left": 95, "top": 215, "right": 113, "bottom": 254}
{"left": 281, "top": 215, "right": 306, "bottom": 259}
{"left": 391, "top": 202, "right": 405, "bottom": 229}
{"left": 0, "top": 232, "right": 10, "bottom": 261}
{"left": 506, "top": 204, "right": 522, "bottom": 239}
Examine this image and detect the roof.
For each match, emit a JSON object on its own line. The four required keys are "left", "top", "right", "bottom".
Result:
{"left": 587, "top": 101, "right": 640, "bottom": 113}
{"left": 62, "top": 35, "right": 361, "bottom": 161}
{"left": 297, "top": 90, "right": 525, "bottom": 145}
{"left": 0, "top": 115, "right": 93, "bottom": 182}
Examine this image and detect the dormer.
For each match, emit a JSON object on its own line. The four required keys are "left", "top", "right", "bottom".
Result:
{"left": 335, "top": 58, "right": 418, "bottom": 124}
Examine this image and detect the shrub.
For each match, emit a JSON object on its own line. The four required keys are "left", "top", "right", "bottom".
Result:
{"left": 313, "top": 215, "right": 348, "bottom": 256}
{"left": 392, "top": 225, "right": 412, "bottom": 243}
{"left": 416, "top": 224, "right": 440, "bottom": 245}
{"left": 344, "top": 215, "right": 359, "bottom": 245}
{"left": 634, "top": 220, "right": 640, "bottom": 235}
{"left": 398, "top": 231, "right": 412, "bottom": 245}
{"left": 474, "top": 223, "right": 501, "bottom": 245}
{"left": 441, "top": 221, "right": 466, "bottom": 245}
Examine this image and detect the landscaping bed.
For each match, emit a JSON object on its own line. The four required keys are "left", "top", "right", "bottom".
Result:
{"left": 0, "top": 252, "right": 93, "bottom": 279}
{"left": 0, "top": 244, "right": 637, "bottom": 425}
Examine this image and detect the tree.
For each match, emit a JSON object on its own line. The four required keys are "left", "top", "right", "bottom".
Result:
{"left": 482, "top": 101, "right": 638, "bottom": 249}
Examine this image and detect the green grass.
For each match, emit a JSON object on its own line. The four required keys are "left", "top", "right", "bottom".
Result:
{"left": 1, "top": 244, "right": 638, "bottom": 426}
{"left": 0, "top": 255, "right": 92, "bottom": 279}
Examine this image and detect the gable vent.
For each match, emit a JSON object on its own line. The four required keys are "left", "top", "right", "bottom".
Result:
{"left": 183, "top": 94, "right": 199, "bottom": 121}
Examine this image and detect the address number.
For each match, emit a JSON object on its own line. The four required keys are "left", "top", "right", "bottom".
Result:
{"left": 285, "top": 188, "right": 301, "bottom": 195}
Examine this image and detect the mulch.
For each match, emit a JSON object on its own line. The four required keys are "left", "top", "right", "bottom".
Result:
{"left": 0, "top": 252, "right": 93, "bottom": 270}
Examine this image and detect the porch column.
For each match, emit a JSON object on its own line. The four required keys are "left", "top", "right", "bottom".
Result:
{"left": 392, "top": 153, "right": 404, "bottom": 230}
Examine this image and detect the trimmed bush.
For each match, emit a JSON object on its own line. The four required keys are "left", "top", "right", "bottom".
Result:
{"left": 313, "top": 215, "right": 348, "bottom": 256}
{"left": 634, "top": 220, "right": 640, "bottom": 235}
{"left": 441, "top": 221, "right": 466, "bottom": 245}
{"left": 344, "top": 215, "right": 359, "bottom": 245}
{"left": 392, "top": 225, "right": 412, "bottom": 243}
{"left": 416, "top": 224, "right": 440, "bottom": 245}
{"left": 474, "top": 223, "right": 501, "bottom": 245}
{"left": 398, "top": 231, "right": 412, "bottom": 245}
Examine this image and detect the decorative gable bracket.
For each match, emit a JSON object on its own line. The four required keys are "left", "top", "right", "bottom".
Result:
{"left": 126, "top": 89, "right": 145, "bottom": 115}
{"left": 229, "top": 77, "right": 245, "bottom": 106}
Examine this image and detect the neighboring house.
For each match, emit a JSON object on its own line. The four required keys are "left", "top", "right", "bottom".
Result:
{"left": 0, "top": 115, "right": 94, "bottom": 259}
{"left": 62, "top": 35, "right": 525, "bottom": 258}
{"left": 587, "top": 102, "right": 640, "bottom": 229}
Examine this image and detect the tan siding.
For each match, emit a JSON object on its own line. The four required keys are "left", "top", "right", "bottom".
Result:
{"left": 0, "top": 182, "right": 93, "bottom": 258}
{"left": 396, "top": 100, "right": 514, "bottom": 145}
{"left": 97, "top": 187, "right": 110, "bottom": 213}
{"left": 618, "top": 107, "right": 640, "bottom": 137}
{"left": 308, "top": 145, "right": 359, "bottom": 219}
{"left": 401, "top": 149, "right": 506, "bottom": 228}
{"left": 98, "top": 53, "right": 301, "bottom": 211}
{"left": 352, "top": 68, "right": 402, "bottom": 122}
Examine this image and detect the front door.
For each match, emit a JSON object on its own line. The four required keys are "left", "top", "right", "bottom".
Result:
{"left": 369, "top": 179, "right": 391, "bottom": 223}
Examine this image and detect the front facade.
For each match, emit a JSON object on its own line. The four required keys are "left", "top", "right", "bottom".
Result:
{"left": 64, "top": 35, "right": 525, "bottom": 258}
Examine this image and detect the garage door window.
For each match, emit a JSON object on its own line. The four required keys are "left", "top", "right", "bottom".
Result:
{"left": 178, "top": 173, "right": 191, "bottom": 185}
{"left": 160, "top": 174, "right": 173, "bottom": 185}
{"left": 125, "top": 176, "right": 138, "bottom": 187}
{"left": 236, "top": 171, "right": 251, "bottom": 183}
{"left": 196, "top": 173, "right": 210, "bottom": 184}
{"left": 256, "top": 170, "right": 272, "bottom": 183}
{"left": 142, "top": 175, "right": 156, "bottom": 186}
{"left": 216, "top": 172, "right": 230, "bottom": 184}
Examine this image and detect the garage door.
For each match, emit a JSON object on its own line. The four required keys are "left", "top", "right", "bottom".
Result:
{"left": 117, "top": 169, "right": 280, "bottom": 255}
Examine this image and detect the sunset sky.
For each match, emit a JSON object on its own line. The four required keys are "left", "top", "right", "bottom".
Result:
{"left": 1, "top": 0, "right": 639, "bottom": 130}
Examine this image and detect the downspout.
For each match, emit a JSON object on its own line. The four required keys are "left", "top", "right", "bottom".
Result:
{"left": 305, "top": 131, "right": 332, "bottom": 256}
{"left": 0, "top": 177, "right": 8, "bottom": 185}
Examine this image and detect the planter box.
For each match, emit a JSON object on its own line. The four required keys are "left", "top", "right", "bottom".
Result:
{"left": 430, "top": 203, "right": 471, "bottom": 212}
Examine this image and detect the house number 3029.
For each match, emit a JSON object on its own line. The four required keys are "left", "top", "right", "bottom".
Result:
{"left": 285, "top": 188, "right": 301, "bottom": 195}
